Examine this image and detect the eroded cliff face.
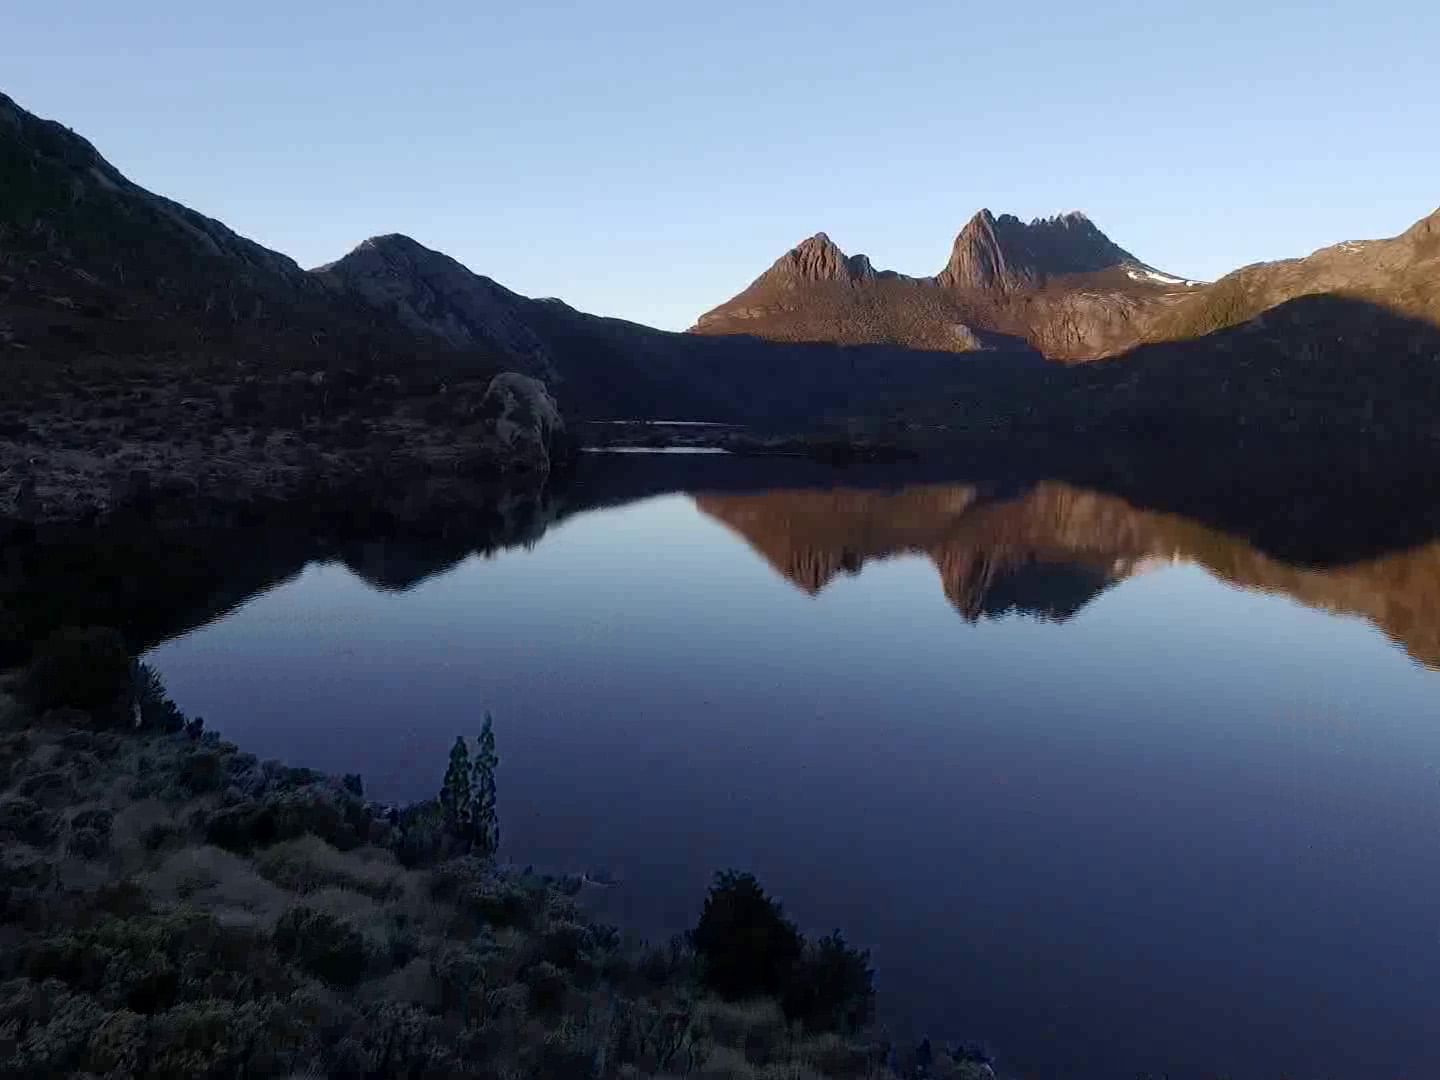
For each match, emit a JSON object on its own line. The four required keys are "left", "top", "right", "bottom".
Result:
{"left": 694, "top": 210, "right": 1200, "bottom": 359}
{"left": 694, "top": 482, "right": 1440, "bottom": 666}
{"left": 695, "top": 205, "right": 1440, "bottom": 363}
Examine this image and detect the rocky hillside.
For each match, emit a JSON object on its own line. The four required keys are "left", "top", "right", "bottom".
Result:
{"left": 0, "top": 90, "right": 1021, "bottom": 523}
{"left": 0, "top": 92, "right": 577, "bottom": 523}
{"left": 694, "top": 210, "right": 1202, "bottom": 359}
{"left": 1144, "top": 207, "right": 1440, "bottom": 341}
{"left": 694, "top": 205, "right": 1440, "bottom": 364}
{"left": 311, "top": 231, "right": 1045, "bottom": 424}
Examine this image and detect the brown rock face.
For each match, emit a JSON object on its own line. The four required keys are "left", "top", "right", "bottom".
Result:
{"left": 695, "top": 204, "right": 1440, "bottom": 363}
{"left": 694, "top": 208, "right": 1197, "bottom": 359}
{"left": 772, "top": 233, "right": 879, "bottom": 285}
{"left": 936, "top": 209, "right": 1144, "bottom": 291}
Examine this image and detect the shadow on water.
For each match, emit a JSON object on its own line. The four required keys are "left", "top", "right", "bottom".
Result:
{"left": 8, "top": 436, "right": 1440, "bottom": 669}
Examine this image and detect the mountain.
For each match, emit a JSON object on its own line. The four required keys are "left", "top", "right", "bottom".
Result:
{"left": 935, "top": 209, "right": 1150, "bottom": 290}
{"left": 695, "top": 205, "right": 1440, "bottom": 363}
{"left": 312, "top": 231, "right": 1045, "bottom": 424}
{"left": 694, "top": 209, "right": 1202, "bottom": 358}
{"left": 7, "top": 87, "right": 1440, "bottom": 527}
{"left": 0, "top": 88, "right": 1052, "bottom": 522}
{"left": 311, "top": 234, "right": 559, "bottom": 379}
{"left": 1144, "top": 207, "right": 1440, "bottom": 341}
{"left": 0, "top": 92, "right": 309, "bottom": 291}
{"left": 0, "top": 91, "right": 569, "bottom": 522}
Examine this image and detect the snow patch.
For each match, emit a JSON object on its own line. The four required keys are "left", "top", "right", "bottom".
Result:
{"left": 1127, "top": 267, "right": 1203, "bottom": 287}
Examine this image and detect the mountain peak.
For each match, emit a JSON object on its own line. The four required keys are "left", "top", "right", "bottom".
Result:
{"left": 764, "top": 232, "right": 877, "bottom": 285}
{"left": 938, "top": 207, "right": 1140, "bottom": 290}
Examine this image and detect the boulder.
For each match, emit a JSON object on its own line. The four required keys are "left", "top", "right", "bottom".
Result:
{"left": 477, "top": 372, "right": 566, "bottom": 473}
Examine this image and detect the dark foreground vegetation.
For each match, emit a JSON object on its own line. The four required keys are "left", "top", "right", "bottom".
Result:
{"left": 0, "top": 629, "right": 994, "bottom": 1079}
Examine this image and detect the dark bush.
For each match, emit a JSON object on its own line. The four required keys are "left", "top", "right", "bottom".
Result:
{"left": 176, "top": 750, "right": 225, "bottom": 795}
{"left": 635, "top": 934, "right": 693, "bottom": 990}
{"left": 206, "top": 789, "right": 369, "bottom": 853}
{"left": 782, "top": 931, "right": 875, "bottom": 1033}
{"left": 22, "top": 626, "right": 130, "bottom": 713}
{"left": 66, "top": 827, "right": 106, "bottom": 859}
{"left": 273, "top": 907, "right": 370, "bottom": 987}
{"left": 430, "top": 941, "right": 489, "bottom": 1020}
{"left": 691, "top": 871, "right": 803, "bottom": 1000}
{"left": 393, "top": 800, "right": 450, "bottom": 868}
{"left": 328, "top": 1002, "right": 456, "bottom": 1077}
{"left": 0, "top": 796, "right": 57, "bottom": 847}
{"left": 522, "top": 960, "right": 568, "bottom": 1014}
{"left": 538, "top": 920, "right": 590, "bottom": 971}
{"left": 17, "top": 769, "right": 74, "bottom": 808}
{"left": 132, "top": 662, "right": 186, "bottom": 733}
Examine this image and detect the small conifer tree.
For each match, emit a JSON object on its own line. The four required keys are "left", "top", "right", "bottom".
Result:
{"left": 471, "top": 714, "right": 500, "bottom": 857}
{"left": 440, "top": 735, "right": 472, "bottom": 842}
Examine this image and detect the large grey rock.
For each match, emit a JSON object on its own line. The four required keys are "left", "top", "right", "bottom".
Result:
{"left": 478, "top": 372, "right": 565, "bottom": 473}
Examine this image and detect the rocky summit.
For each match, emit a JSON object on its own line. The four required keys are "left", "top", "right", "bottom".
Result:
{"left": 935, "top": 209, "right": 1148, "bottom": 291}
{"left": 694, "top": 204, "right": 1440, "bottom": 364}
{"left": 693, "top": 208, "right": 1202, "bottom": 359}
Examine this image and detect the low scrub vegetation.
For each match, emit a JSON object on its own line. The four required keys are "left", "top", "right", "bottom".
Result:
{"left": 0, "top": 631, "right": 998, "bottom": 1078}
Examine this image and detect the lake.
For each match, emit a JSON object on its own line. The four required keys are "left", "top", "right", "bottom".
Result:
{"left": 117, "top": 455, "right": 1440, "bottom": 1079}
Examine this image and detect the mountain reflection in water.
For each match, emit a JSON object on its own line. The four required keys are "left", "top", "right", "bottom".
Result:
{"left": 694, "top": 481, "right": 1440, "bottom": 666}
{"left": 6, "top": 455, "right": 1440, "bottom": 1080}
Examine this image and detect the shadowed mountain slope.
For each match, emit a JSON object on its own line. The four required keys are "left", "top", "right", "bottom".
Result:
{"left": 313, "top": 231, "right": 1046, "bottom": 423}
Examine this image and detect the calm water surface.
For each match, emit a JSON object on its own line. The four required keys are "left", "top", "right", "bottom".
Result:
{"left": 142, "top": 467, "right": 1440, "bottom": 1080}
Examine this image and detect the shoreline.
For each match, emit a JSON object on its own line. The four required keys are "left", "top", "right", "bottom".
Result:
{"left": 0, "top": 647, "right": 996, "bottom": 1080}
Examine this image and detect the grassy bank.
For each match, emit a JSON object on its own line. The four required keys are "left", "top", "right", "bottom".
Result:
{"left": 0, "top": 632, "right": 993, "bottom": 1079}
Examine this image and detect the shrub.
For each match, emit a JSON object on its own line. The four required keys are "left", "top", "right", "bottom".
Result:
{"left": 522, "top": 960, "right": 568, "bottom": 1014}
{"left": 273, "top": 907, "right": 370, "bottom": 987}
{"left": 254, "top": 837, "right": 402, "bottom": 900}
{"left": 782, "top": 931, "right": 875, "bottom": 1033}
{"left": 539, "top": 920, "right": 592, "bottom": 971}
{"left": 0, "top": 796, "right": 57, "bottom": 847}
{"left": 22, "top": 626, "right": 130, "bottom": 714}
{"left": 144, "top": 997, "right": 312, "bottom": 1078}
{"left": 0, "top": 977, "right": 108, "bottom": 1075}
{"left": 328, "top": 1001, "right": 456, "bottom": 1077}
{"left": 205, "top": 789, "right": 370, "bottom": 854}
{"left": 691, "top": 871, "right": 803, "bottom": 1001}
{"left": 393, "top": 800, "right": 449, "bottom": 868}
{"left": 131, "top": 661, "right": 185, "bottom": 733}
{"left": 176, "top": 749, "right": 225, "bottom": 795}
{"left": 430, "top": 940, "right": 490, "bottom": 1020}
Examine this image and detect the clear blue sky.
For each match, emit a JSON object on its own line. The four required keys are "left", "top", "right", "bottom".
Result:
{"left": 5, "top": 2, "right": 1438, "bottom": 330}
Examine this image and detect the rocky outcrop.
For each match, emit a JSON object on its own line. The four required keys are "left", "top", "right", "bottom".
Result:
{"left": 477, "top": 372, "right": 567, "bottom": 473}
{"left": 744, "top": 233, "right": 880, "bottom": 289}
{"left": 937, "top": 210, "right": 1147, "bottom": 291}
